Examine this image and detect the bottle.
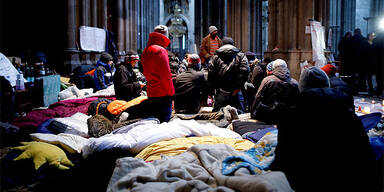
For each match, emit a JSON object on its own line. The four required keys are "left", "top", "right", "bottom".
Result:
{"left": 16, "top": 73, "right": 25, "bottom": 90}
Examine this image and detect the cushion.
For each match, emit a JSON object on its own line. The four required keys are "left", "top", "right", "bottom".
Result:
{"left": 11, "top": 141, "right": 74, "bottom": 170}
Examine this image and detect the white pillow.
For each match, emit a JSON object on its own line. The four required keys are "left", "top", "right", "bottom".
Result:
{"left": 30, "top": 133, "right": 88, "bottom": 154}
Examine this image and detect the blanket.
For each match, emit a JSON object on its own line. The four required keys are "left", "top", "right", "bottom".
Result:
{"left": 12, "top": 96, "right": 114, "bottom": 130}
{"left": 82, "top": 119, "right": 241, "bottom": 158}
{"left": 135, "top": 136, "right": 255, "bottom": 161}
{"left": 107, "top": 144, "right": 292, "bottom": 192}
{"left": 222, "top": 129, "right": 278, "bottom": 175}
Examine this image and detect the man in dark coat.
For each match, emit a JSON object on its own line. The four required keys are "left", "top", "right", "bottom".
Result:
{"left": 250, "top": 59, "right": 299, "bottom": 125}
{"left": 270, "top": 66, "right": 380, "bottom": 191}
{"left": 208, "top": 37, "right": 249, "bottom": 112}
{"left": 351, "top": 28, "right": 367, "bottom": 92}
{"left": 174, "top": 54, "right": 208, "bottom": 114}
{"left": 113, "top": 50, "right": 144, "bottom": 101}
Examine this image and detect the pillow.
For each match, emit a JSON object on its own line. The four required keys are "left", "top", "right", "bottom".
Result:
{"left": 11, "top": 141, "right": 74, "bottom": 170}
{"left": 30, "top": 133, "right": 88, "bottom": 154}
{"left": 107, "top": 96, "right": 148, "bottom": 115}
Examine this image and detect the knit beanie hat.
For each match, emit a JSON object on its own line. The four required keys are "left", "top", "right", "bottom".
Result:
{"left": 299, "top": 66, "right": 330, "bottom": 92}
{"left": 187, "top": 54, "right": 201, "bottom": 66}
{"left": 266, "top": 59, "right": 287, "bottom": 72}
{"left": 321, "top": 64, "right": 336, "bottom": 77}
{"left": 125, "top": 50, "right": 139, "bottom": 61}
{"left": 209, "top": 26, "right": 218, "bottom": 33}
{"left": 222, "top": 37, "right": 235, "bottom": 45}
{"left": 100, "top": 52, "right": 113, "bottom": 63}
{"left": 154, "top": 25, "right": 168, "bottom": 37}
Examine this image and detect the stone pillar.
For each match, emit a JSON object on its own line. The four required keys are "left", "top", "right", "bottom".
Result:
{"left": 265, "top": 0, "right": 329, "bottom": 81}
{"left": 116, "top": 0, "right": 125, "bottom": 61}
{"left": 124, "top": 0, "right": 137, "bottom": 52}
{"left": 91, "top": 0, "right": 97, "bottom": 27}
{"left": 81, "top": 0, "right": 92, "bottom": 65}
{"left": 64, "top": 0, "right": 81, "bottom": 73}
{"left": 100, "top": 0, "right": 108, "bottom": 29}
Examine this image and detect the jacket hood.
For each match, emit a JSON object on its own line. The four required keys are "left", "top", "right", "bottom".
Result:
{"left": 272, "top": 66, "right": 291, "bottom": 81}
{"left": 299, "top": 66, "right": 330, "bottom": 93}
{"left": 147, "top": 32, "right": 170, "bottom": 48}
{"left": 216, "top": 44, "right": 240, "bottom": 54}
{"left": 96, "top": 60, "right": 111, "bottom": 71}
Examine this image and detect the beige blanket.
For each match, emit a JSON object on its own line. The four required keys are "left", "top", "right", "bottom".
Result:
{"left": 107, "top": 144, "right": 292, "bottom": 192}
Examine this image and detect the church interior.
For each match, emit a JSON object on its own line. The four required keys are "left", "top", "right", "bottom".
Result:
{"left": 0, "top": 0, "right": 384, "bottom": 191}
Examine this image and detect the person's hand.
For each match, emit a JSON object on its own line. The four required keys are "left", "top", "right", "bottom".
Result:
{"left": 244, "top": 82, "right": 255, "bottom": 90}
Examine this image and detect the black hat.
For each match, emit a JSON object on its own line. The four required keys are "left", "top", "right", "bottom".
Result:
{"left": 100, "top": 52, "right": 113, "bottom": 63}
{"left": 222, "top": 37, "right": 234, "bottom": 45}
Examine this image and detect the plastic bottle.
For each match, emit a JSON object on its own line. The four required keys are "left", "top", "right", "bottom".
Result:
{"left": 16, "top": 73, "right": 25, "bottom": 90}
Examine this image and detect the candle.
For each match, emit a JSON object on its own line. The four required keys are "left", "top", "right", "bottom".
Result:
{"left": 382, "top": 100, "right": 384, "bottom": 106}
{"left": 371, "top": 100, "right": 376, "bottom": 104}
{"left": 363, "top": 106, "right": 370, "bottom": 114}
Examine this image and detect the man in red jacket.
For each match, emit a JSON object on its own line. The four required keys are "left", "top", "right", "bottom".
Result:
{"left": 139, "top": 25, "right": 175, "bottom": 122}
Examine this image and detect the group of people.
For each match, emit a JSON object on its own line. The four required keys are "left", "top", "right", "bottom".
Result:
{"left": 338, "top": 28, "right": 383, "bottom": 95}
{"left": 69, "top": 24, "right": 382, "bottom": 191}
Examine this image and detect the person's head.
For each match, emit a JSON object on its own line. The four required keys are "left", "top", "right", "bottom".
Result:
{"left": 266, "top": 59, "right": 287, "bottom": 74}
{"left": 262, "top": 57, "right": 273, "bottom": 65}
{"left": 344, "top": 32, "right": 352, "bottom": 39}
{"left": 100, "top": 52, "right": 113, "bottom": 65}
{"left": 245, "top": 51, "right": 256, "bottom": 62}
{"left": 222, "top": 36, "right": 235, "bottom": 46}
{"left": 124, "top": 50, "right": 139, "bottom": 67}
{"left": 353, "top": 28, "right": 361, "bottom": 36}
{"left": 187, "top": 53, "right": 201, "bottom": 71}
{"left": 367, "top": 32, "right": 376, "bottom": 41}
{"left": 299, "top": 66, "right": 330, "bottom": 92}
{"left": 209, "top": 26, "right": 218, "bottom": 37}
{"left": 321, "top": 64, "right": 337, "bottom": 77}
{"left": 154, "top": 25, "right": 168, "bottom": 37}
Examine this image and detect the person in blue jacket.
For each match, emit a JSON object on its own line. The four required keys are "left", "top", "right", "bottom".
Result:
{"left": 94, "top": 52, "right": 114, "bottom": 91}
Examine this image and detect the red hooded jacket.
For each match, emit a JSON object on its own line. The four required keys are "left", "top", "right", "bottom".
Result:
{"left": 141, "top": 32, "right": 175, "bottom": 97}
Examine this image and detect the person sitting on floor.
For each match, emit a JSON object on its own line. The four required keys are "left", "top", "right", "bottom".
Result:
{"left": 250, "top": 59, "right": 299, "bottom": 125}
{"left": 270, "top": 66, "right": 380, "bottom": 191}
{"left": 174, "top": 53, "right": 208, "bottom": 114}
{"left": 113, "top": 50, "right": 145, "bottom": 101}
{"left": 321, "top": 63, "right": 353, "bottom": 96}
{"left": 94, "top": 52, "right": 115, "bottom": 91}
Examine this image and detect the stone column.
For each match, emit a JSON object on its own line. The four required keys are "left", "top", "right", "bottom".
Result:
{"left": 81, "top": 0, "right": 92, "bottom": 65}
{"left": 117, "top": 0, "right": 125, "bottom": 61}
{"left": 64, "top": 0, "right": 81, "bottom": 73}
{"left": 100, "top": 0, "right": 108, "bottom": 29}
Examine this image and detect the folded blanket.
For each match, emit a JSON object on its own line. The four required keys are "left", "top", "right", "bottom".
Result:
{"left": 135, "top": 136, "right": 255, "bottom": 161}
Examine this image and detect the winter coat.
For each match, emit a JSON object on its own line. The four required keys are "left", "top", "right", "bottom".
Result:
{"left": 199, "top": 34, "right": 222, "bottom": 64}
{"left": 329, "top": 76, "right": 352, "bottom": 96}
{"left": 271, "top": 87, "right": 379, "bottom": 191}
{"left": 249, "top": 62, "right": 268, "bottom": 91}
{"left": 94, "top": 60, "right": 113, "bottom": 91}
{"left": 174, "top": 68, "right": 208, "bottom": 114}
{"left": 251, "top": 66, "right": 299, "bottom": 124}
{"left": 207, "top": 44, "right": 249, "bottom": 95}
{"left": 113, "top": 63, "right": 142, "bottom": 101}
{"left": 141, "top": 32, "right": 174, "bottom": 98}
